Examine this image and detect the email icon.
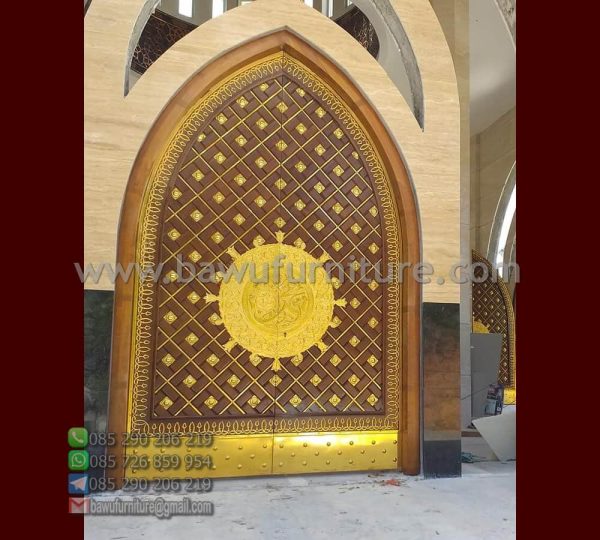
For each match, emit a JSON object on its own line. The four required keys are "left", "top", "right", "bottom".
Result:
{"left": 69, "top": 497, "right": 89, "bottom": 514}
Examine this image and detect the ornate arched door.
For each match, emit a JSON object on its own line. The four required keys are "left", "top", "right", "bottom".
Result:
{"left": 109, "top": 32, "right": 420, "bottom": 481}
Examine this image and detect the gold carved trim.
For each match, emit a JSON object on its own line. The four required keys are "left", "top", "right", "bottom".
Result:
{"left": 128, "top": 52, "right": 402, "bottom": 436}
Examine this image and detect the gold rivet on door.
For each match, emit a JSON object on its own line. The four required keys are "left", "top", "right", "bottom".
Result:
{"left": 302, "top": 461, "right": 307, "bottom": 466}
{"left": 360, "top": 450, "right": 365, "bottom": 454}
{"left": 303, "top": 443, "right": 308, "bottom": 447}
{"left": 279, "top": 462, "right": 283, "bottom": 467}
{"left": 250, "top": 454, "right": 255, "bottom": 459}
{"left": 225, "top": 456, "right": 230, "bottom": 460}
{"left": 237, "top": 464, "right": 242, "bottom": 469}
{"left": 337, "top": 450, "right": 342, "bottom": 455}
{"left": 371, "top": 459, "right": 376, "bottom": 463}
{"left": 326, "top": 442, "right": 331, "bottom": 446}
{"left": 279, "top": 443, "right": 284, "bottom": 448}
{"left": 349, "top": 441, "right": 354, "bottom": 446}
{"left": 263, "top": 444, "right": 268, "bottom": 449}
{"left": 262, "top": 463, "right": 267, "bottom": 468}
{"left": 314, "top": 451, "right": 319, "bottom": 456}
{"left": 393, "top": 457, "right": 398, "bottom": 463}
{"left": 160, "top": 448, "right": 165, "bottom": 454}
{"left": 349, "top": 460, "right": 353, "bottom": 464}
{"left": 291, "top": 452, "right": 296, "bottom": 457}
{"left": 326, "top": 460, "right": 330, "bottom": 465}
{"left": 382, "top": 449, "right": 387, "bottom": 454}
{"left": 372, "top": 441, "right": 376, "bottom": 445}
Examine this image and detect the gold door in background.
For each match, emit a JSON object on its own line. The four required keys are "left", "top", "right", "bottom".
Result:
{"left": 123, "top": 49, "right": 404, "bottom": 479}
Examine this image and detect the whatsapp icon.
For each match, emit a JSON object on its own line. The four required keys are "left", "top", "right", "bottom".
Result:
{"left": 68, "top": 450, "right": 90, "bottom": 471}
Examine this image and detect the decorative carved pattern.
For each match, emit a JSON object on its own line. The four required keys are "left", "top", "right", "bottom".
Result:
{"left": 129, "top": 52, "right": 402, "bottom": 436}
{"left": 335, "top": 6, "right": 380, "bottom": 59}
{"left": 131, "top": 7, "right": 380, "bottom": 76}
{"left": 472, "top": 251, "right": 516, "bottom": 394}
{"left": 131, "top": 10, "right": 196, "bottom": 75}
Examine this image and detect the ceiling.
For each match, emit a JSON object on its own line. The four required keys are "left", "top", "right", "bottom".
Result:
{"left": 470, "top": 0, "right": 516, "bottom": 135}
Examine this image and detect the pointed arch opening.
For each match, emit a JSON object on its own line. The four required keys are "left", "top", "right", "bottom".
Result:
{"left": 109, "top": 30, "right": 421, "bottom": 483}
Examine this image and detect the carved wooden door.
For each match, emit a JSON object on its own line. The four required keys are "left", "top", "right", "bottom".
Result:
{"left": 121, "top": 49, "right": 404, "bottom": 479}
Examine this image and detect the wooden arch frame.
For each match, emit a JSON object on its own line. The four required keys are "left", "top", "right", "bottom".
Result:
{"left": 108, "top": 29, "right": 421, "bottom": 479}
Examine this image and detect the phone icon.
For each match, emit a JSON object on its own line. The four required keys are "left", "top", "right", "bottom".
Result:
{"left": 68, "top": 427, "right": 88, "bottom": 448}
{"left": 68, "top": 450, "right": 90, "bottom": 471}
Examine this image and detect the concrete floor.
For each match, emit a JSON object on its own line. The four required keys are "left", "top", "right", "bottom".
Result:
{"left": 85, "top": 460, "right": 515, "bottom": 540}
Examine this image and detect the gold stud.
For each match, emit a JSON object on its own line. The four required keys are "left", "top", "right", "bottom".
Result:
{"left": 185, "top": 333, "right": 199, "bottom": 345}
{"left": 197, "top": 133, "right": 206, "bottom": 142}
{"left": 313, "top": 220, "right": 325, "bottom": 231}
{"left": 192, "top": 170, "right": 204, "bottom": 181}
{"left": 163, "top": 311, "right": 177, "bottom": 324}
{"left": 315, "top": 144, "right": 326, "bottom": 156}
{"left": 269, "top": 374, "right": 282, "bottom": 387}
{"left": 166, "top": 270, "right": 178, "bottom": 283}
{"left": 204, "top": 396, "right": 218, "bottom": 409}
{"left": 171, "top": 188, "right": 182, "bottom": 200}
{"left": 332, "top": 240, "right": 343, "bottom": 252}
{"left": 190, "top": 209, "right": 203, "bottom": 222}
{"left": 314, "top": 182, "right": 325, "bottom": 194}
{"left": 310, "top": 374, "right": 322, "bottom": 386}
{"left": 256, "top": 118, "right": 268, "bottom": 130}
{"left": 329, "top": 394, "right": 341, "bottom": 406}
{"left": 368, "top": 317, "right": 378, "bottom": 329}
{"left": 233, "top": 213, "right": 245, "bottom": 226}
{"left": 367, "top": 355, "right": 378, "bottom": 367}
{"left": 295, "top": 199, "right": 306, "bottom": 211}
{"left": 167, "top": 229, "right": 180, "bottom": 241}
{"left": 227, "top": 374, "right": 241, "bottom": 388}
{"left": 330, "top": 354, "right": 342, "bottom": 367}
{"left": 188, "top": 251, "right": 202, "bottom": 263}
{"left": 333, "top": 202, "right": 344, "bottom": 214}
{"left": 291, "top": 355, "right": 303, "bottom": 366}
{"left": 348, "top": 374, "right": 360, "bottom": 386}
{"left": 290, "top": 395, "right": 302, "bottom": 407}
{"left": 351, "top": 223, "right": 361, "bottom": 234}
{"left": 333, "top": 128, "right": 343, "bottom": 139}
{"left": 296, "top": 123, "right": 307, "bottom": 135}
{"left": 213, "top": 192, "right": 225, "bottom": 204}
{"left": 183, "top": 375, "right": 197, "bottom": 388}
{"left": 216, "top": 113, "right": 227, "bottom": 125}
{"left": 259, "top": 83, "right": 269, "bottom": 92}
{"left": 187, "top": 291, "right": 201, "bottom": 304}
{"left": 160, "top": 397, "right": 173, "bottom": 409}
{"left": 274, "top": 217, "right": 286, "bottom": 228}
{"left": 369, "top": 243, "right": 379, "bottom": 254}
{"left": 236, "top": 96, "right": 249, "bottom": 108}
{"left": 248, "top": 395, "right": 261, "bottom": 408}
{"left": 234, "top": 174, "right": 246, "bottom": 186}
{"left": 367, "top": 394, "right": 378, "bottom": 406}
{"left": 162, "top": 354, "right": 175, "bottom": 367}
{"left": 352, "top": 151, "right": 359, "bottom": 159}
{"left": 331, "top": 277, "right": 341, "bottom": 289}
{"left": 235, "top": 135, "right": 247, "bottom": 147}
{"left": 331, "top": 316, "right": 342, "bottom": 327}
{"left": 333, "top": 165, "right": 344, "bottom": 177}
{"left": 276, "top": 140, "right": 288, "bottom": 151}
{"left": 351, "top": 186, "right": 362, "bottom": 197}
{"left": 368, "top": 280, "right": 378, "bottom": 291}
{"left": 369, "top": 206, "right": 378, "bottom": 217}
{"left": 275, "top": 178, "right": 287, "bottom": 190}
{"left": 296, "top": 88, "right": 306, "bottom": 97}
{"left": 253, "top": 235, "right": 265, "bottom": 246}
{"left": 254, "top": 196, "right": 266, "bottom": 208}
{"left": 206, "top": 354, "right": 219, "bottom": 367}
{"left": 211, "top": 232, "right": 224, "bottom": 244}
{"left": 294, "top": 238, "right": 306, "bottom": 249}
{"left": 277, "top": 102, "right": 288, "bottom": 114}
{"left": 350, "top": 298, "right": 360, "bottom": 308}
{"left": 349, "top": 336, "right": 360, "bottom": 347}
{"left": 255, "top": 157, "right": 267, "bottom": 169}
{"left": 295, "top": 161, "right": 307, "bottom": 173}
{"left": 315, "top": 107, "right": 326, "bottom": 118}
{"left": 214, "top": 152, "right": 226, "bottom": 164}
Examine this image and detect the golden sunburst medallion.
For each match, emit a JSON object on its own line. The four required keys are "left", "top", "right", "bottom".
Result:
{"left": 204, "top": 231, "right": 346, "bottom": 371}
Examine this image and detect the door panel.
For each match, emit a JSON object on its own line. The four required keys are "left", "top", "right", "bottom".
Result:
{"left": 122, "top": 49, "right": 403, "bottom": 479}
